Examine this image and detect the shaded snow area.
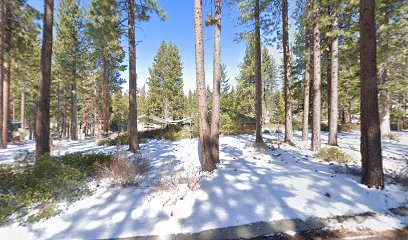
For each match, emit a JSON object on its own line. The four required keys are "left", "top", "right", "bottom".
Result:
{"left": 1, "top": 131, "right": 408, "bottom": 239}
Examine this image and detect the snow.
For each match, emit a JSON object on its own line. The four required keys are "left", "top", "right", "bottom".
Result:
{"left": 0, "top": 131, "right": 407, "bottom": 239}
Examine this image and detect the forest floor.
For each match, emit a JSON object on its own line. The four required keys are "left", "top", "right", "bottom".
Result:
{"left": 0, "top": 131, "right": 407, "bottom": 239}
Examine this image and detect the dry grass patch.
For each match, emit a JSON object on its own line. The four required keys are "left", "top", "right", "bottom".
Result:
{"left": 96, "top": 153, "right": 151, "bottom": 187}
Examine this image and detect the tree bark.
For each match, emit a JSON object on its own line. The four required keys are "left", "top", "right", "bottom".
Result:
{"left": 128, "top": 0, "right": 139, "bottom": 152}
{"left": 62, "top": 90, "right": 68, "bottom": 139}
{"left": 254, "top": 0, "right": 263, "bottom": 143}
{"left": 283, "top": 0, "right": 293, "bottom": 143}
{"left": 0, "top": 1, "right": 4, "bottom": 148}
{"left": 29, "top": 119, "right": 34, "bottom": 140}
{"left": 194, "top": 0, "right": 215, "bottom": 172}
{"left": 36, "top": 0, "right": 54, "bottom": 156}
{"left": 70, "top": 6, "right": 78, "bottom": 141}
{"left": 379, "top": 70, "right": 390, "bottom": 136}
{"left": 102, "top": 56, "right": 109, "bottom": 137}
{"left": 311, "top": 0, "right": 321, "bottom": 151}
{"left": 2, "top": 4, "right": 11, "bottom": 147}
{"left": 328, "top": 6, "right": 339, "bottom": 146}
{"left": 360, "top": 0, "right": 384, "bottom": 189}
{"left": 70, "top": 82, "right": 78, "bottom": 140}
{"left": 302, "top": 33, "right": 311, "bottom": 142}
{"left": 21, "top": 85, "right": 25, "bottom": 129}
{"left": 11, "top": 100, "right": 14, "bottom": 122}
{"left": 211, "top": 0, "right": 221, "bottom": 164}
{"left": 2, "top": 50, "right": 9, "bottom": 147}
{"left": 403, "top": 94, "right": 407, "bottom": 130}
{"left": 378, "top": 0, "right": 390, "bottom": 137}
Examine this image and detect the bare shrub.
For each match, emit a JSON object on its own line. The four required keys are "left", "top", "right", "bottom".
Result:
{"left": 154, "top": 160, "right": 203, "bottom": 194}
{"left": 96, "top": 153, "right": 151, "bottom": 187}
{"left": 150, "top": 160, "right": 203, "bottom": 208}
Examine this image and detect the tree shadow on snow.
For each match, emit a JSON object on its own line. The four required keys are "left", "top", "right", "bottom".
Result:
{"left": 15, "top": 134, "right": 408, "bottom": 239}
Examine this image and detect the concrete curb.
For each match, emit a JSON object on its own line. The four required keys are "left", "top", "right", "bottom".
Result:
{"left": 110, "top": 207, "right": 408, "bottom": 240}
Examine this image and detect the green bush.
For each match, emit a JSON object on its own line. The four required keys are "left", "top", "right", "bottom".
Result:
{"left": 151, "top": 125, "right": 196, "bottom": 141}
{"left": 220, "top": 112, "right": 255, "bottom": 135}
{"left": 0, "top": 152, "right": 113, "bottom": 224}
{"left": 315, "top": 147, "right": 354, "bottom": 163}
{"left": 97, "top": 132, "right": 147, "bottom": 146}
{"left": 60, "top": 152, "right": 113, "bottom": 176}
{"left": 220, "top": 113, "right": 238, "bottom": 135}
{"left": 97, "top": 126, "right": 196, "bottom": 144}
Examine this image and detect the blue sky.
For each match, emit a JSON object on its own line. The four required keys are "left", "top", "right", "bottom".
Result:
{"left": 28, "top": 0, "right": 297, "bottom": 93}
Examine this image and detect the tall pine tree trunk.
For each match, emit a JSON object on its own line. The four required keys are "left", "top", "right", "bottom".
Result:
{"left": 283, "top": 0, "right": 293, "bottom": 143}
{"left": 194, "top": 0, "right": 215, "bottom": 172}
{"left": 56, "top": 83, "right": 61, "bottom": 138}
{"left": 36, "top": 0, "right": 54, "bottom": 156}
{"left": 2, "top": 51, "right": 10, "bottom": 146}
{"left": 0, "top": 1, "right": 4, "bottom": 148}
{"left": 29, "top": 119, "right": 34, "bottom": 140}
{"left": 378, "top": 0, "right": 390, "bottom": 137}
{"left": 2, "top": 5, "right": 11, "bottom": 147}
{"left": 311, "top": 0, "right": 321, "bottom": 151}
{"left": 344, "top": 99, "right": 352, "bottom": 123}
{"left": 70, "top": 82, "right": 77, "bottom": 140}
{"left": 128, "top": 0, "right": 139, "bottom": 152}
{"left": 254, "top": 0, "right": 263, "bottom": 143}
{"left": 379, "top": 70, "right": 390, "bottom": 136}
{"left": 11, "top": 100, "right": 14, "bottom": 122}
{"left": 302, "top": 33, "right": 311, "bottom": 142}
{"left": 62, "top": 90, "right": 68, "bottom": 139}
{"left": 328, "top": 6, "right": 339, "bottom": 146}
{"left": 403, "top": 94, "right": 407, "bottom": 130}
{"left": 211, "top": 0, "right": 221, "bottom": 164}
{"left": 102, "top": 56, "right": 109, "bottom": 137}
{"left": 70, "top": 7, "right": 78, "bottom": 141}
{"left": 21, "top": 85, "right": 25, "bottom": 129}
{"left": 360, "top": 0, "right": 384, "bottom": 189}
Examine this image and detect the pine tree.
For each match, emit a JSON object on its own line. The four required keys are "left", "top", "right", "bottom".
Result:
{"left": 233, "top": 0, "right": 279, "bottom": 143}
{"left": 111, "top": 89, "right": 129, "bottom": 131}
{"left": 137, "top": 85, "right": 147, "bottom": 115}
{"left": 127, "top": 0, "right": 139, "bottom": 151}
{"left": 147, "top": 41, "right": 184, "bottom": 120}
{"left": 236, "top": 36, "right": 256, "bottom": 116}
{"left": 210, "top": 0, "right": 222, "bottom": 164}
{"left": 282, "top": 0, "right": 293, "bottom": 142}
{"left": 10, "top": 4, "right": 41, "bottom": 139}
{"left": 36, "top": 0, "right": 54, "bottom": 156}
{"left": 235, "top": 37, "right": 278, "bottom": 120}
{"left": 194, "top": 0, "right": 215, "bottom": 172}
{"left": 311, "top": 0, "right": 321, "bottom": 151}
{"left": 54, "top": 0, "right": 84, "bottom": 141}
{"left": 360, "top": 0, "right": 384, "bottom": 189}
{"left": 254, "top": 0, "right": 263, "bottom": 143}
{"left": 87, "top": 0, "right": 125, "bottom": 136}
{"left": 0, "top": 1, "right": 4, "bottom": 148}
{"left": 301, "top": 3, "right": 312, "bottom": 142}
{"left": 2, "top": 1, "right": 13, "bottom": 148}
{"left": 261, "top": 47, "right": 278, "bottom": 124}
{"left": 220, "top": 64, "right": 230, "bottom": 94}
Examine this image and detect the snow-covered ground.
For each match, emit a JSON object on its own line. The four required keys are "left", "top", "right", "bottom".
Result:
{"left": 0, "top": 131, "right": 407, "bottom": 239}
